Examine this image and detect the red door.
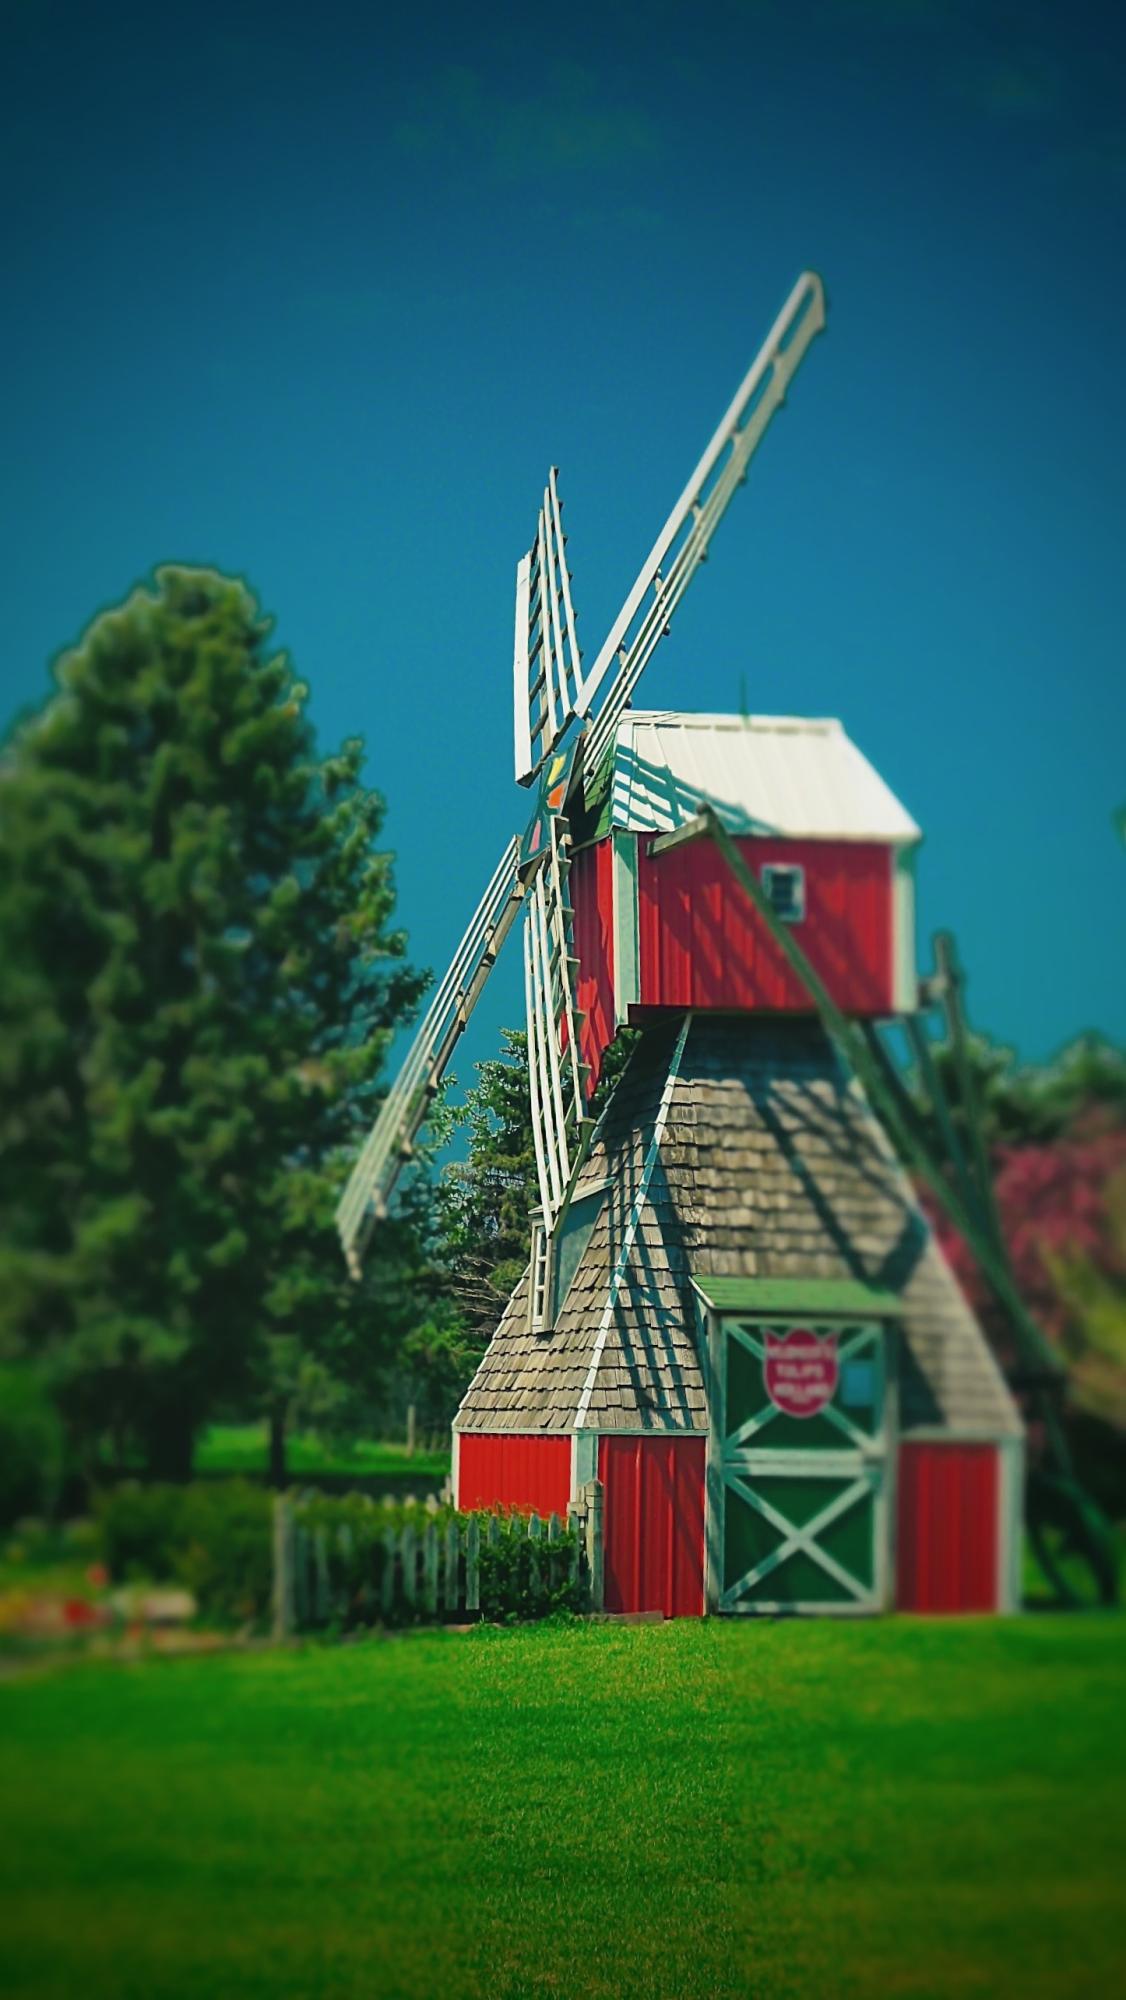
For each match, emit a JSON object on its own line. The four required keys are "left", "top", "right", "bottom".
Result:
{"left": 600, "top": 1435, "right": 706, "bottom": 1617}
{"left": 896, "top": 1442, "right": 1000, "bottom": 1611}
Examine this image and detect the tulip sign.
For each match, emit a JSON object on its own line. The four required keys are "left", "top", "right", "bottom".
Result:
{"left": 763, "top": 1328, "right": 839, "bottom": 1419}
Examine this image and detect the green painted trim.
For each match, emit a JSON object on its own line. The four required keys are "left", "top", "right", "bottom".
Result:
{"left": 892, "top": 846, "right": 918, "bottom": 1014}
{"left": 692, "top": 1276, "right": 902, "bottom": 1316}
{"left": 612, "top": 831, "right": 640, "bottom": 1022}
{"left": 577, "top": 742, "right": 616, "bottom": 844}
{"left": 660, "top": 811, "right": 1061, "bottom": 1382}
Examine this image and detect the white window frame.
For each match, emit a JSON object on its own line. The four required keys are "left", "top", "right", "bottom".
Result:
{"left": 760, "top": 862, "right": 806, "bottom": 924}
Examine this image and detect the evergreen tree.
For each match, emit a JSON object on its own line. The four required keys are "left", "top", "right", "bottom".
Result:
{"left": 407, "top": 1023, "right": 643, "bottom": 1426}
{"left": 440, "top": 1029, "right": 539, "bottom": 1340}
{"left": 909, "top": 1028, "right": 1126, "bottom": 1157}
{"left": 0, "top": 566, "right": 426, "bottom": 1478}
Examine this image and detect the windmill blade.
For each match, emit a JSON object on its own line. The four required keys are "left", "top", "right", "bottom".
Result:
{"left": 524, "top": 813, "right": 592, "bottom": 1285}
{"left": 513, "top": 467, "right": 583, "bottom": 787}
{"left": 582, "top": 271, "right": 827, "bottom": 774}
{"left": 336, "top": 836, "right": 526, "bottom": 1277}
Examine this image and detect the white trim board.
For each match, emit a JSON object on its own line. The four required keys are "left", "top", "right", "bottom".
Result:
{"left": 452, "top": 1427, "right": 576, "bottom": 1437}
{"left": 572, "top": 1425, "right": 708, "bottom": 1443}
{"left": 612, "top": 831, "right": 640, "bottom": 1023}
{"left": 898, "top": 1426, "right": 1022, "bottom": 1444}
{"left": 997, "top": 1435, "right": 1025, "bottom": 1615}
{"left": 891, "top": 845, "right": 918, "bottom": 1014}
{"left": 574, "top": 1012, "right": 693, "bottom": 1429}
{"left": 572, "top": 1430, "right": 599, "bottom": 1494}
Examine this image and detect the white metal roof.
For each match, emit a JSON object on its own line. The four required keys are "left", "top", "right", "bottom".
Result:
{"left": 608, "top": 712, "right": 921, "bottom": 844}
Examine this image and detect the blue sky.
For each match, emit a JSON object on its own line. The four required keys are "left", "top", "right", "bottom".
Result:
{"left": 3, "top": 0, "right": 1124, "bottom": 1087}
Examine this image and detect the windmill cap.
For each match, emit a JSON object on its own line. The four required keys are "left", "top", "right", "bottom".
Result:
{"left": 608, "top": 710, "right": 922, "bottom": 843}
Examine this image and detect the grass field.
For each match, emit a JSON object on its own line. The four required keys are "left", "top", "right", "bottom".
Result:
{"left": 194, "top": 1424, "right": 450, "bottom": 1482}
{"left": 2, "top": 1618, "right": 1125, "bottom": 2000}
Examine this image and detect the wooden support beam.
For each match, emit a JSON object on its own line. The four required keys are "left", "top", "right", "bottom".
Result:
{"left": 650, "top": 808, "right": 1063, "bottom": 1384}
{"left": 933, "top": 932, "right": 1007, "bottom": 1258}
{"left": 271, "top": 1496, "right": 295, "bottom": 1641}
{"left": 648, "top": 811, "right": 715, "bottom": 858}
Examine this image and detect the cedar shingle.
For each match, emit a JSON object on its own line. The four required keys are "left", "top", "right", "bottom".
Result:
{"left": 455, "top": 1018, "right": 1020, "bottom": 1439}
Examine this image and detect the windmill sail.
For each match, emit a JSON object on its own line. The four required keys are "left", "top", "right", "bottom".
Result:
{"left": 513, "top": 468, "right": 583, "bottom": 787}
{"left": 582, "top": 271, "right": 827, "bottom": 774}
{"left": 335, "top": 837, "right": 526, "bottom": 1276}
{"left": 338, "top": 273, "right": 828, "bottom": 1284}
{"left": 523, "top": 812, "right": 592, "bottom": 1328}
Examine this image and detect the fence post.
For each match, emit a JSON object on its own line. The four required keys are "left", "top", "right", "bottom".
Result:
{"left": 313, "top": 1528, "right": 331, "bottom": 1626}
{"left": 422, "top": 1521, "right": 439, "bottom": 1616}
{"left": 527, "top": 1512, "right": 542, "bottom": 1603}
{"left": 401, "top": 1523, "right": 417, "bottom": 1611}
{"left": 465, "top": 1517, "right": 480, "bottom": 1612}
{"left": 293, "top": 1524, "right": 309, "bottom": 1629}
{"left": 381, "top": 1523, "right": 397, "bottom": 1619}
{"left": 444, "top": 1518, "right": 460, "bottom": 1613}
{"left": 567, "top": 1497, "right": 582, "bottom": 1589}
{"left": 272, "top": 1494, "right": 295, "bottom": 1641}
{"left": 337, "top": 1521, "right": 353, "bottom": 1623}
{"left": 582, "top": 1479, "right": 604, "bottom": 1611}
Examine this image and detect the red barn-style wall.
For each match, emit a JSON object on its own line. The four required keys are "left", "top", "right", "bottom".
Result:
{"left": 635, "top": 834, "right": 893, "bottom": 1016}
{"left": 456, "top": 1434, "right": 572, "bottom": 1517}
{"left": 599, "top": 1435, "right": 707, "bottom": 1617}
{"left": 568, "top": 834, "right": 902, "bottom": 1099}
{"left": 896, "top": 1442, "right": 1000, "bottom": 1612}
{"left": 570, "top": 840, "right": 616, "bottom": 1094}
{"left": 454, "top": 1432, "right": 1011, "bottom": 1615}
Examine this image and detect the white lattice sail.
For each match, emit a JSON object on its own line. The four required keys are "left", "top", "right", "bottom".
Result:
{"left": 583, "top": 271, "right": 827, "bottom": 773}
{"left": 513, "top": 468, "right": 583, "bottom": 787}
{"left": 335, "top": 837, "right": 526, "bottom": 1276}
{"left": 524, "top": 813, "right": 591, "bottom": 1242}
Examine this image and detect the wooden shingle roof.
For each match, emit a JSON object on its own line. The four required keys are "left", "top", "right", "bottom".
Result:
{"left": 454, "top": 1017, "right": 1021, "bottom": 1441}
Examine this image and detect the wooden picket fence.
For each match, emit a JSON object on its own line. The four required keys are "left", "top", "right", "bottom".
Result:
{"left": 272, "top": 1481, "right": 604, "bottom": 1636}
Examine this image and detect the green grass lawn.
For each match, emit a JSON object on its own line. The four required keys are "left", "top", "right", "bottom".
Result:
{"left": 194, "top": 1423, "right": 450, "bottom": 1482}
{"left": 2, "top": 1619, "right": 1125, "bottom": 2000}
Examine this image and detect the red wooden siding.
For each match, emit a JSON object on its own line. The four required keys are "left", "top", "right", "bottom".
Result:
{"left": 456, "top": 1434, "right": 572, "bottom": 1517}
{"left": 570, "top": 839, "right": 616, "bottom": 1094}
{"left": 635, "top": 835, "right": 893, "bottom": 1016}
{"left": 896, "top": 1442, "right": 1000, "bottom": 1612}
{"left": 600, "top": 1435, "right": 706, "bottom": 1617}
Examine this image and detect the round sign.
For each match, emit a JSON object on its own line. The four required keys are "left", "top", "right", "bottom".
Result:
{"left": 763, "top": 1328, "right": 838, "bottom": 1419}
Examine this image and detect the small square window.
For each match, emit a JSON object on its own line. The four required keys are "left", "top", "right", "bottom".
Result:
{"left": 527, "top": 1185, "right": 611, "bottom": 1336}
{"left": 550, "top": 1186, "right": 608, "bottom": 1323}
{"left": 840, "top": 1360, "right": 875, "bottom": 1408}
{"left": 761, "top": 863, "right": 806, "bottom": 923}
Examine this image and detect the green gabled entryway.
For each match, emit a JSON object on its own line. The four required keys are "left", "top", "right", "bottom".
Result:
{"left": 694, "top": 1277, "right": 899, "bottom": 1616}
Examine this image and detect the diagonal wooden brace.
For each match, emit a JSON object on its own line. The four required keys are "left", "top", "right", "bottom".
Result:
{"left": 649, "top": 807, "right": 1063, "bottom": 1385}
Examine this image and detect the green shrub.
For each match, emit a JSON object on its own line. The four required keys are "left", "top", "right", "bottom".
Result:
{"left": 92, "top": 1484, "right": 588, "bottom": 1634}
{"left": 94, "top": 1482, "right": 187, "bottom": 1581}
{"left": 174, "top": 1484, "right": 274, "bottom": 1625}
{"left": 289, "top": 1495, "right": 588, "bottom": 1630}
{"left": 475, "top": 1517, "right": 587, "bottom": 1622}
{"left": 2, "top": 1515, "right": 99, "bottom": 1571}
{"left": 0, "top": 1368, "right": 65, "bottom": 1526}
{"left": 95, "top": 1480, "right": 273, "bottom": 1625}
{"left": 291, "top": 1493, "right": 455, "bottom": 1630}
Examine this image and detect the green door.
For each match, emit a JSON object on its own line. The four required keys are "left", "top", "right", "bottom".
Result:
{"left": 708, "top": 1317, "right": 891, "bottom": 1614}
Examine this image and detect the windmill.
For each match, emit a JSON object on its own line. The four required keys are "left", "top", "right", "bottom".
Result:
{"left": 337, "top": 269, "right": 828, "bottom": 1292}
{"left": 337, "top": 272, "right": 1115, "bottom": 1616}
